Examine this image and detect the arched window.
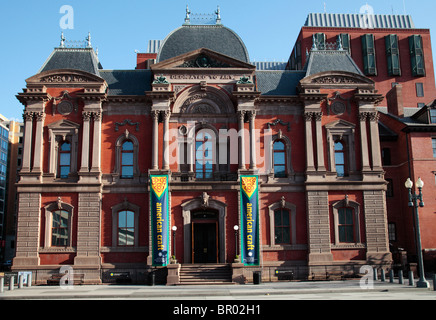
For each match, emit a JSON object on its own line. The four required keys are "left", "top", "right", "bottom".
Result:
{"left": 51, "top": 209, "right": 70, "bottom": 247}
{"left": 58, "top": 141, "right": 71, "bottom": 179}
{"left": 338, "top": 207, "right": 355, "bottom": 243}
{"left": 334, "top": 140, "right": 347, "bottom": 177}
{"left": 195, "top": 131, "right": 214, "bottom": 179}
{"left": 118, "top": 210, "right": 135, "bottom": 246}
{"left": 121, "top": 141, "right": 134, "bottom": 179}
{"left": 273, "top": 140, "right": 287, "bottom": 178}
{"left": 274, "top": 208, "right": 291, "bottom": 244}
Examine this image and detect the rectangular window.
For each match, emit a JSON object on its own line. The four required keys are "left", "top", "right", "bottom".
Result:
{"left": 361, "top": 34, "right": 377, "bottom": 76}
{"left": 430, "top": 110, "right": 436, "bottom": 124}
{"left": 339, "top": 33, "right": 351, "bottom": 53}
{"left": 432, "top": 138, "right": 436, "bottom": 158}
{"left": 52, "top": 210, "right": 69, "bottom": 247}
{"left": 416, "top": 82, "right": 424, "bottom": 97}
{"left": 386, "top": 178, "right": 394, "bottom": 197}
{"left": 385, "top": 34, "right": 401, "bottom": 76}
{"left": 274, "top": 208, "right": 291, "bottom": 244}
{"left": 409, "top": 35, "right": 426, "bottom": 76}
{"left": 388, "top": 223, "right": 397, "bottom": 242}
{"left": 338, "top": 208, "right": 354, "bottom": 243}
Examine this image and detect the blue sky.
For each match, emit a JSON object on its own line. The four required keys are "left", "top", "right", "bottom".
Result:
{"left": 0, "top": 0, "right": 435, "bottom": 120}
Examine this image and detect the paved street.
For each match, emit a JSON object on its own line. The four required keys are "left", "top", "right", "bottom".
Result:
{"left": 1, "top": 279, "right": 435, "bottom": 300}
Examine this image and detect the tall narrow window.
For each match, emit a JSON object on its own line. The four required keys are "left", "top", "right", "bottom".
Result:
{"left": 334, "top": 140, "right": 347, "bottom": 177}
{"left": 121, "top": 141, "right": 134, "bottom": 178}
{"left": 361, "top": 34, "right": 377, "bottom": 76}
{"left": 409, "top": 35, "right": 426, "bottom": 76}
{"left": 338, "top": 207, "right": 354, "bottom": 243}
{"left": 274, "top": 208, "right": 290, "bottom": 244}
{"left": 385, "top": 34, "right": 401, "bottom": 76}
{"left": 273, "top": 140, "right": 286, "bottom": 178}
{"left": 58, "top": 141, "right": 71, "bottom": 179}
{"left": 432, "top": 138, "right": 436, "bottom": 158}
{"left": 52, "top": 210, "right": 69, "bottom": 247}
{"left": 195, "top": 131, "right": 214, "bottom": 179}
{"left": 118, "top": 210, "right": 135, "bottom": 246}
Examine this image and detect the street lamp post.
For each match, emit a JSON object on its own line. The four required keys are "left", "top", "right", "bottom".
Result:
{"left": 172, "top": 226, "right": 177, "bottom": 261}
{"left": 404, "top": 177, "right": 430, "bottom": 288}
{"left": 233, "top": 225, "right": 239, "bottom": 259}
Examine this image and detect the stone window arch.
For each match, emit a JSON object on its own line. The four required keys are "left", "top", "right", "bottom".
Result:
{"left": 111, "top": 200, "right": 140, "bottom": 247}
{"left": 268, "top": 198, "right": 297, "bottom": 247}
{"left": 268, "top": 132, "right": 294, "bottom": 180}
{"left": 113, "top": 130, "right": 140, "bottom": 181}
{"left": 332, "top": 197, "right": 362, "bottom": 246}
{"left": 44, "top": 198, "right": 74, "bottom": 248}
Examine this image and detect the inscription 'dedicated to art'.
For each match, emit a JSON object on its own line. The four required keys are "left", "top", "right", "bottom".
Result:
{"left": 169, "top": 74, "right": 242, "bottom": 81}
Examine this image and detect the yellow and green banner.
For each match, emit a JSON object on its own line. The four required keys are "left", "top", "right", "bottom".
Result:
{"left": 150, "top": 175, "right": 170, "bottom": 266}
{"left": 240, "top": 175, "right": 260, "bottom": 266}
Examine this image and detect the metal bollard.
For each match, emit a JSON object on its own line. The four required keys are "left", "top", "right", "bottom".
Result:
{"left": 0, "top": 277, "right": 4, "bottom": 293}
{"left": 433, "top": 274, "right": 436, "bottom": 291}
{"left": 27, "top": 273, "right": 32, "bottom": 287}
{"left": 9, "top": 276, "right": 14, "bottom": 291}
{"left": 373, "top": 267, "right": 378, "bottom": 281}
{"left": 380, "top": 269, "right": 386, "bottom": 282}
{"left": 398, "top": 270, "right": 404, "bottom": 284}
{"left": 409, "top": 271, "right": 414, "bottom": 286}
{"left": 18, "top": 275, "right": 24, "bottom": 289}
{"left": 389, "top": 269, "right": 394, "bottom": 283}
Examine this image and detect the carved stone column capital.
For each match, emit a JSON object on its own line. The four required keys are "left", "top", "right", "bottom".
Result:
{"left": 304, "top": 112, "right": 314, "bottom": 122}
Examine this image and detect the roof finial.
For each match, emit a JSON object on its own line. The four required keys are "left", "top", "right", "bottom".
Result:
{"left": 185, "top": 5, "right": 191, "bottom": 25}
{"left": 215, "top": 6, "right": 221, "bottom": 24}
{"left": 60, "top": 32, "right": 66, "bottom": 48}
{"left": 86, "top": 32, "right": 92, "bottom": 48}
{"left": 337, "top": 35, "right": 343, "bottom": 51}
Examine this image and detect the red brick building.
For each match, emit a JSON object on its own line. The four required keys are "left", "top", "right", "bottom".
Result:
{"left": 11, "top": 11, "right": 436, "bottom": 284}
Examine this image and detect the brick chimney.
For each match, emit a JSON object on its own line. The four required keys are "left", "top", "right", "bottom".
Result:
{"left": 386, "top": 84, "right": 404, "bottom": 117}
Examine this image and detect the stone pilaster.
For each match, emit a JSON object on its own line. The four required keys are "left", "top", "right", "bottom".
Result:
{"left": 74, "top": 192, "right": 102, "bottom": 283}
{"left": 21, "top": 112, "right": 34, "bottom": 173}
{"left": 363, "top": 190, "right": 392, "bottom": 264}
{"left": 304, "top": 112, "right": 316, "bottom": 172}
{"left": 32, "top": 112, "right": 45, "bottom": 175}
{"left": 248, "top": 111, "right": 257, "bottom": 170}
{"left": 238, "top": 110, "right": 246, "bottom": 170}
{"left": 12, "top": 193, "right": 41, "bottom": 269}
{"left": 306, "top": 191, "right": 333, "bottom": 265}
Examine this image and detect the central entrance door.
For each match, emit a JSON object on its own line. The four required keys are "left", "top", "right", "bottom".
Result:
{"left": 192, "top": 211, "right": 218, "bottom": 263}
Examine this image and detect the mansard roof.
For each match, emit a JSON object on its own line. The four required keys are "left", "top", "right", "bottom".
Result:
{"left": 304, "top": 50, "right": 364, "bottom": 77}
{"left": 157, "top": 24, "right": 250, "bottom": 64}
{"left": 38, "top": 47, "right": 102, "bottom": 76}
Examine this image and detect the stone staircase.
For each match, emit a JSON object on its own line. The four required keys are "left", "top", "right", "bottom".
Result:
{"left": 179, "top": 264, "right": 234, "bottom": 285}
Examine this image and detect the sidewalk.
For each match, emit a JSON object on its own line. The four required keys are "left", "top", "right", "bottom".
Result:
{"left": 1, "top": 279, "right": 435, "bottom": 300}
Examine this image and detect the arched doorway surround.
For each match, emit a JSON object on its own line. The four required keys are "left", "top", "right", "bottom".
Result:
{"left": 181, "top": 195, "right": 227, "bottom": 263}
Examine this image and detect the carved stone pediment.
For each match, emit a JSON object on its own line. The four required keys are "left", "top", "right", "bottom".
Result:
{"left": 151, "top": 48, "right": 256, "bottom": 70}
{"left": 300, "top": 71, "right": 374, "bottom": 89}
{"left": 26, "top": 69, "right": 106, "bottom": 86}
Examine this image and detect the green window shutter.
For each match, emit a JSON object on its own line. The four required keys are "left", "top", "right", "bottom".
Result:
{"left": 339, "top": 33, "right": 351, "bottom": 53}
{"left": 385, "top": 35, "right": 401, "bottom": 76}
{"left": 409, "top": 35, "right": 426, "bottom": 76}
{"left": 361, "top": 34, "right": 377, "bottom": 76}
